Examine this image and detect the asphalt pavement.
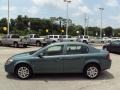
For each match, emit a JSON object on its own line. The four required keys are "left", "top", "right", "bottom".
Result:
{"left": 0, "top": 46, "right": 119, "bottom": 90}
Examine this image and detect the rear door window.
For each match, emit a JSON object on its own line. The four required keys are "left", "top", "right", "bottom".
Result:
{"left": 66, "top": 44, "right": 89, "bottom": 55}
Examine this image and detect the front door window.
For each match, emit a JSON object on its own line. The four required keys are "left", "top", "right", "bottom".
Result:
{"left": 44, "top": 45, "right": 64, "bottom": 56}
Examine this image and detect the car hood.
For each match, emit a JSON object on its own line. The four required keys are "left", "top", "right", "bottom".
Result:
{"left": 10, "top": 51, "right": 36, "bottom": 60}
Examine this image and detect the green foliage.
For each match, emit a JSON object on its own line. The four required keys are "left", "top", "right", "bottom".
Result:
{"left": 103, "top": 26, "right": 113, "bottom": 37}
{"left": 0, "top": 15, "right": 119, "bottom": 37}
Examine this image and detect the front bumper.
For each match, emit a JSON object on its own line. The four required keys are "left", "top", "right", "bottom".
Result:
{"left": 4, "top": 63, "right": 15, "bottom": 74}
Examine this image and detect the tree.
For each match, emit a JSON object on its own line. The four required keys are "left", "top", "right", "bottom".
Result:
{"left": 103, "top": 26, "right": 113, "bottom": 37}
{"left": 16, "top": 15, "right": 25, "bottom": 30}
{"left": 0, "top": 18, "right": 8, "bottom": 34}
{"left": 87, "top": 27, "right": 100, "bottom": 36}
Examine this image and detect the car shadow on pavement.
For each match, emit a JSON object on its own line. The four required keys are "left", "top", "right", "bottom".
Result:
{"left": 6, "top": 71, "right": 114, "bottom": 81}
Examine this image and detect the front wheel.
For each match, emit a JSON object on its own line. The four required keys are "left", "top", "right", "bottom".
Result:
{"left": 83, "top": 64, "right": 100, "bottom": 79}
{"left": 15, "top": 65, "right": 32, "bottom": 79}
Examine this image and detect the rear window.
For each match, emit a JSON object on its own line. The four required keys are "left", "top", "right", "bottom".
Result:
{"left": 66, "top": 44, "right": 89, "bottom": 54}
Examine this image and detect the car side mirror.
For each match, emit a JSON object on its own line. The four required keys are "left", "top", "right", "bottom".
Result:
{"left": 38, "top": 53, "right": 44, "bottom": 58}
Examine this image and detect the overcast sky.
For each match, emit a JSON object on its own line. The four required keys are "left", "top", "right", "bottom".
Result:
{"left": 0, "top": 0, "right": 120, "bottom": 28}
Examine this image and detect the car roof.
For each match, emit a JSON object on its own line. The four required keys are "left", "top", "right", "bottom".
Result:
{"left": 50, "top": 42, "right": 88, "bottom": 46}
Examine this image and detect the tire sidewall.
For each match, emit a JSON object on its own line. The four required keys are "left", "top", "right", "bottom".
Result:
{"left": 0, "top": 41, "right": 2, "bottom": 46}
{"left": 14, "top": 42, "right": 18, "bottom": 48}
{"left": 15, "top": 65, "right": 32, "bottom": 79}
{"left": 36, "top": 41, "right": 41, "bottom": 47}
{"left": 83, "top": 64, "right": 100, "bottom": 79}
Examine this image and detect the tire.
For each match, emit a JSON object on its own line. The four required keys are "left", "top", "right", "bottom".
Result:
{"left": 0, "top": 41, "right": 2, "bottom": 46}
{"left": 52, "top": 41, "right": 56, "bottom": 43}
{"left": 15, "top": 64, "right": 32, "bottom": 79}
{"left": 23, "top": 44, "right": 27, "bottom": 48}
{"left": 14, "top": 42, "right": 19, "bottom": 48}
{"left": 36, "top": 41, "right": 41, "bottom": 47}
{"left": 83, "top": 64, "right": 100, "bottom": 79}
{"left": 83, "top": 40, "right": 88, "bottom": 44}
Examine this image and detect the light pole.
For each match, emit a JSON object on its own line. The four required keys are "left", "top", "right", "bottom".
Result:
{"left": 99, "top": 8, "right": 104, "bottom": 38}
{"left": 84, "top": 14, "right": 87, "bottom": 36}
{"left": 86, "top": 16, "right": 89, "bottom": 36}
{"left": 7, "top": 0, "right": 10, "bottom": 35}
{"left": 64, "top": 0, "right": 71, "bottom": 39}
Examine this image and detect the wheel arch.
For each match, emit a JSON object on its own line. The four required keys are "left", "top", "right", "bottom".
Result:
{"left": 83, "top": 61, "right": 101, "bottom": 72}
{"left": 14, "top": 61, "right": 33, "bottom": 73}
{"left": 36, "top": 40, "right": 41, "bottom": 43}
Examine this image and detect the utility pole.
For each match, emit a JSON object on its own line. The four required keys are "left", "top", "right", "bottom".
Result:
{"left": 84, "top": 14, "right": 87, "bottom": 36}
{"left": 99, "top": 8, "right": 104, "bottom": 38}
{"left": 7, "top": 0, "right": 10, "bottom": 35}
{"left": 64, "top": 0, "right": 71, "bottom": 39}
{"left": 86, "top": 16, "right": 89, "bottom": 36}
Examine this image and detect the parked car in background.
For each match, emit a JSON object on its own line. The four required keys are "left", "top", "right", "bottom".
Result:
{"left": 103, "top": 40, "right": 120, "bottom": 53}
{"left": 0, "top": 34, "right": 28, "bottom": 48}
{"left": 76, "top": 35, "right": 89, "bottom": 44}
{"left": 110, "top": 37, "right": 120, "bottom": 42}
{"left": 46, "top": 35, "right": 61, "bottom": 42}
{"left": 25, "top": 34, "right": 47, "bottom": 46}
{"left": 101, "top": 37, "right": 112, "bottom": 43}
{"left": 5, "top": 42, "right": 111, "bottom": 79}
{"left": 44, "top": 35, "right": 62, "bottom": 45}
{"left": 59, "top": 35, "right": 77, "bottom": 42}
{"left": 90, "top": 37, "right": 111, "bottom": 43}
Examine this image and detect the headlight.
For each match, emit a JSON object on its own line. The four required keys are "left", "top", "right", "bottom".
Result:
{"left": 5, "top": 59, "right": 13, "bottom": 65}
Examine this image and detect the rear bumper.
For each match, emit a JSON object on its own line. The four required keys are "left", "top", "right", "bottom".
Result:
{"left": 101, "top": 60, "right": 112, "bottom": 71}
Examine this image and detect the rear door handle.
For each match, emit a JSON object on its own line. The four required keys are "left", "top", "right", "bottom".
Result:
{"left": 56, "top": 59, "right": 61, "bottom": 62}
{"left": 59, "top": 57, "right": 63, "bottom": 60}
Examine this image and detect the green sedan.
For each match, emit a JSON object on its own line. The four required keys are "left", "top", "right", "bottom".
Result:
{"left": 5, "top": 42, "right": 111, "bottom": 79}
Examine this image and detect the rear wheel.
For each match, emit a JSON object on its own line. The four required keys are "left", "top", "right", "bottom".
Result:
{"left": 36, "top": 41, "right": 41, "bottom": 47}
{"left": 52, "top": 41, "right": 56, "bottom": 43}
{"left": 15, "top": 64, "right": 32, "bottom": 79}
{"left": 83, "top": 64, "right": 100, "bottom": 79}
{"left": 23, "top": 44, "right": 27, "bottom": 48}
{"left": 83, "top": 40, "right": 88, "bottom": 44}
{"left": 0, "top": 41, "right": 2, "bottom": 46}
{"left": 14, "top": 42, "right": 19, "bottom": 48}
